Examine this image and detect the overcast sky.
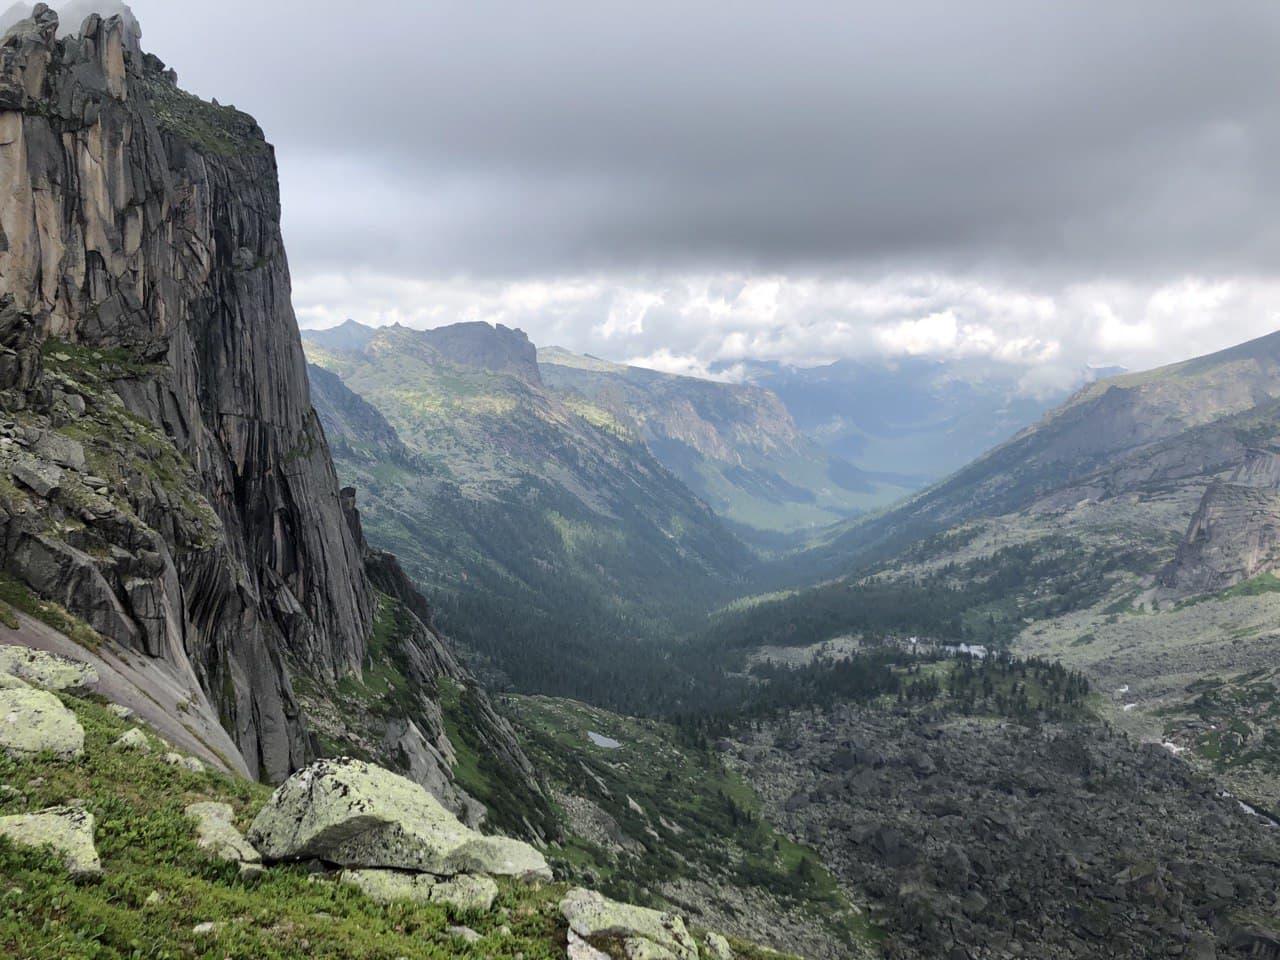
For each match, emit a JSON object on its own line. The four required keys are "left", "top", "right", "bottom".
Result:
{"left": 77, "top": 3, "right": 1280, "bottom": 385}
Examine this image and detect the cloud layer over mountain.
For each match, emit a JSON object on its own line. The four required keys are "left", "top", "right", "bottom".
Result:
{"left": 63, "top": 2, "right": 1280, "bottom": 379}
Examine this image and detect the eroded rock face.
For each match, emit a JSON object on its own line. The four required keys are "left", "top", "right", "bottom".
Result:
{"left": 559, "top": 888, "right": 699, "bottom": 960}
{"left": 0, "top": 805, "right": 100, "bottom": 875}
{"left": 0, "top": 6, "right": 550, "bottom": 841}
{"left": 246, "top": 758, "right": 551, "bottom": 881}
{"left": 0, "top": 683, "right": 83, "bottom": 758}
{"left": 1161, "top": 446, "right": 1280, "bottom": 596}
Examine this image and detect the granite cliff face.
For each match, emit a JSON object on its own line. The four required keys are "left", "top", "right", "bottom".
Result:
{"left": 0, "top": 6, "right": 547, "bottom": 831}
{"left": 1160, "top": 444, "right": 1280, "bottom": 597}
{"left": 0, "top": 5, "right": 369, "bottom": 780}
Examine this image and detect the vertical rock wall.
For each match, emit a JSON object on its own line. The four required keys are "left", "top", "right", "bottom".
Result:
{"left": 0, "top": 6, "right": 374, "bottom": 780}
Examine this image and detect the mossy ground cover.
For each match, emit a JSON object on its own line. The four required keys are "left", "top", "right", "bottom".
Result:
{"left": 0, "top": 695, "right": 572, "bottom": 960}
{"left": 508, "top": 695, "right": 877, "bottom": 953}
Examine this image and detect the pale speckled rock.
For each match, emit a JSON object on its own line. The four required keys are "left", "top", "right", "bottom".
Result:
{"left": 703, "top": 932, "right": 734, "bottom": 960}
{"left": 248, "top": 758, "right": 550, "bottom": 880}
{"left": 431, "top": 873, "right": 499, "bottom": 912}
{"left": 340, "top": 868, "right": 438, "bottom": 905}
{"left": 31, "top": 432, "right": 85, "bottom": 470}
{"left": 10, "top": 460, "right": 61, "bottom": 498}
{"left": 0, "top": 805, "right": 100, "bottom": 876}
{"left": 560, "top": 888, "right": 699, "bottom": 960}
{"left": 107, "top": 703, "right": 134, "bottom": 720}
{"left": 0, "top": 645, "right": 98, "bottom": 692}
{"left": 568, "top": 930, "right": 612, "bottom": 960}
{"left": 162, "top": 752, "right": 204, "bottom": 773}
{"left": 339, "top": 868, "right": 497, "bottom": 911}
{"left": 112, "top": 728, "right": 150, "bottom": 752}
{"left": 624, "top": 938, "right": 678, "bottom": 960}
{"left": 447, "top": 925, "right": 482, "bottom": 943}
{"left": 0, "top": 685, "right": 83, "bottom": 759}
{"left": 185, "top": 801, "right": 260, "bottom": 865}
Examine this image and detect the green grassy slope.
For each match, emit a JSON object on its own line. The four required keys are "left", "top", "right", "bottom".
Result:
{"left": 0, "top": 693, "right": 797, "bottom": 960}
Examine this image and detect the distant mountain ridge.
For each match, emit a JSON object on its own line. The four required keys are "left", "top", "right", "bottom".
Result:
{"left": 730, "top": 355, "right": 1119, "bottom": 487}
{"left": 539, "top": 346, "right": 908, "bottom": 533}
{"left": 783, "top": 330, "right": 1280, "bottom": 580}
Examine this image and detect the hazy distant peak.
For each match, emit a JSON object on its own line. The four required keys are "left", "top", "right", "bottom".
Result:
{"left": 302, "top": 318, "right": 378, "bottom": 354}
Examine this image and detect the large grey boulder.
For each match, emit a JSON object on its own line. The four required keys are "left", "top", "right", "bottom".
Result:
{"left": 10, "top": 460, "right": 62, "bottom": 498}
{"left": 0, "top": 684, "right": 84, "bottom": 759}
{"left": 185, "top": 802, "right": 261, "bottom": 867}
{"left": 560, "top": 888, "right": 699, "bottom": 960}
{"left": 340, "top": 869, "right": 498, "bottom": 912}
{"left": 0, "top": 644, "right": 98, "bottom": 692}
{"left": 0, "top": 806, "right": 100, "bottom": 876}
{"left": 247, "top": 758, "right": 551, "bottom": 880}
{"left": 32, "top": 432, "right": 85, "bottom": 470}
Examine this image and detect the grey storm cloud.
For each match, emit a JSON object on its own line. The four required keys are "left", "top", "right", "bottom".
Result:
{"left": 87, "top": 0, "right": 1280, "bottom": 281}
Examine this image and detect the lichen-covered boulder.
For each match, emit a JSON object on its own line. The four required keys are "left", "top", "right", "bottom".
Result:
{"left": 112, "top": 728, "right": 151, "bottom": 752}
{"left": 341, "top": 868, "right": 437, "bottom": 904}
{"left": 432, "top": 873, "right": 500, "bottom": 912}
{"left": 0, "top": 806, "right": 100, "bottom": 876}
{"left": 185, "top": 802, "right": 261, "bottom": 866}
{"left": 560, "top": 888, "right": 699, "bottom": 960}
{"left": 703, "top": 932, "right": 734, "bottom": 960}
{"left": 162, "top": 752, "right": 204, "bottom": 773}
{"left": 0, "top": 685, "right": 84, "bottom": 759}
{"left": 340, "top": 868, "right": 498, "bottom": 911}
{"left": 0, "top": 645, "right": 98, "bottom": 692}
{"left": 247, "top": 758, "right": 551, "bottom": 881}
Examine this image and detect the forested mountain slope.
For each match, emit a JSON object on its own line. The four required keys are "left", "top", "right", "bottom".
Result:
{"left": 304, "top": 322, "right": 750, "bottom": 711}
{"left": 724, "top": 330, "right": 1280, "bottom": 814}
